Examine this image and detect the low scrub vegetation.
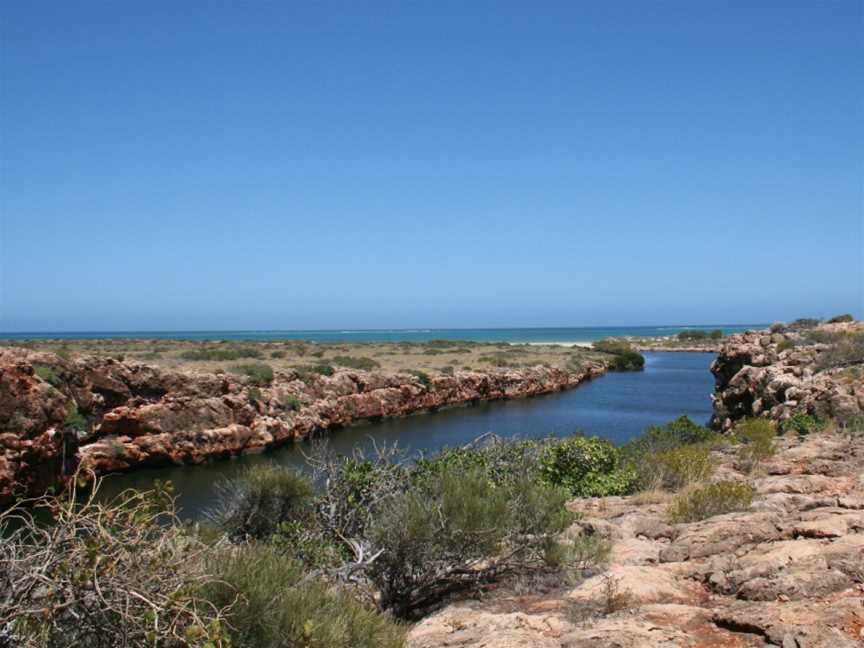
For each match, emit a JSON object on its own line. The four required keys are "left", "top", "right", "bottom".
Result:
{"left": 828, "top": 313, "right": 854, "bottom": 323}
{"left": 667, "top": 480, "right": 755, "bottom": 523}
{"left": 179, "top": 346, "right": 263, "bottom": 361}
{"left": 779, "top": 412, "right": 827, "bottom": 437}
{"left": 733, "top": 417, "right": 776, "bottom": 471}
{"left": 676, "top": 329, "right": 722, "bottom": 341}
{"left": 331, "top": 355, "right": 381, "bottom": 371}
{"left": 592, "top": 339, "right": 645, "bottom": 371}
{"left": 34, "top": 364, "right": 63, "bottom": 388}
{"left": 295, "top": 363, "right": 335, "bottom": 380}
{"left": 228, "top": 362, "right": 274, "bottom": 385}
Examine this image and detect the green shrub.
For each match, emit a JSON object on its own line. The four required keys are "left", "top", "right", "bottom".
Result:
{"left": 644, "top": 444, "right": 717, "bottom": 490}
{"left": 202, "top": 545, "right": 405, "bottom": 648}
{"left": 677, "top": 330, "right": 708, "bottom": 341}
{"left": 34, "top": 365, "right": 63, "bottom": 388}
{"left": 247, "top": 386, "right": 263, "bottom": 402}
{"left": 622, "top": 416, "right": 718, "bottom": 457}
{"left": 63, "top": 405, "right": 88, "bottom": 433}
{"left": 709, "top": 329, "right": 723, "bottom": 340}
{"left": 367, "top": 466, "right": 575, "bottom": 618}
{"left": 789, "top": 318, "right": 821, "bottom": 331}
{"left": 407, "top": 369, "right": 432, "bottom": 387}
{"left": 828, "top": 313, "right": 854, "bottom": 323}
{"left": 209, "top": 464, "right": 313, "bottom": 541}
{"left": 279, "top": 392, "right": 303, "bottom": 411}
{"left": 332, "top": 356, "right": 381, "bottom": 371}
{"left": 295, "top": 363, "right": 335, "bottom": 380}
{"left": 539, "top": 435, "right": 636, "bottom": 497}
{"left": 591, "top": 339, "right": 645, "bottom": 371}
{"left": 777, "top": 339, "right": 794, "bottom": 352}
{"left": 779, "top": 412, "right": 826, "bottom": 437}
{"left": 769, "top": 322, "right": 787, "bottom": 333}
{"left": 229, "top": 362, "right": 275, "bottom": 385}
{"left": 270, "top": 350, "right": 286, "bottom": 359}
{"left": 843, "top": 415, "right": 864, "bottom": 434}
{"left": 668, "top": 481, "right": 755, "bottom": 523}
{"left": 733, "top": 418, "right": 776, "bottom": 471}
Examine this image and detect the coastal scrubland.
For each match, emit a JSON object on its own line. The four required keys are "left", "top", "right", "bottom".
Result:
{"left": 0, "top": 337, "right": 614, "bottom": 375}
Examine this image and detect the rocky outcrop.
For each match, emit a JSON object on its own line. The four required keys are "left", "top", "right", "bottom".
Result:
{"left": 711, "top": 322, "right": 864, "bottom": 430}
{"left": 0, "top": 347, "right": 605, "bottom": 504}
{"left": 408, "top": 432, "right": 864, "bottom": 648}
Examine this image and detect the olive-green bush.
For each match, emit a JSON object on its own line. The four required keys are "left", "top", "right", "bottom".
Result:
{"left": 667, "top": 480, "right": 755, "bottom": 523}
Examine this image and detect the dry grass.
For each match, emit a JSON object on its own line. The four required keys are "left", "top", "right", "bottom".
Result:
{"left": 2, "top": 338, "right": 609, "bottom": 376}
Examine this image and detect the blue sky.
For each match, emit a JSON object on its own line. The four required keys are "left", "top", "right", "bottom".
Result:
{"left": 1, "top": 0, "right": 861, "bottom": 331}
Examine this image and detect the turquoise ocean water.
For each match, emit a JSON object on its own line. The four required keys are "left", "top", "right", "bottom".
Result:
{"left": 0, "top": 324, "right": 762, "bottom": 343}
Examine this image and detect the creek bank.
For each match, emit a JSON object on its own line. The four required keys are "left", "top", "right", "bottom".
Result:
{"left": 0, "top": 347, "right": 606, "bottom": 504}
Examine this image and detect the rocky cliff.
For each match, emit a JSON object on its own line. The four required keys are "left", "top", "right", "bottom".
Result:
{"left": 711, "top": 322, "right": 864, "bottom": 430}
{"left": 0, "top": 347, "right": 605, "bottom": 505}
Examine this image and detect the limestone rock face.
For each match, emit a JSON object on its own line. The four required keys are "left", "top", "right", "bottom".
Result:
{"left": 711, "top": 322, "right": 864, "bottom": 429}
{"left": 408, "top": 433, "right": 864, "bottom": 648}
{"left": 0, "top": 347, "right": 605, "bottom": 504}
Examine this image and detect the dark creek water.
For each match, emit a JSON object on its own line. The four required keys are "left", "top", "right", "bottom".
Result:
{"left": 96, "top": 352, "right": 716, "bottom": 519}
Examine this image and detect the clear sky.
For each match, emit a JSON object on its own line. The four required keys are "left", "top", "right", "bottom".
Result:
{"left": 1, "top": 0, "right": 861, "bottom": 331}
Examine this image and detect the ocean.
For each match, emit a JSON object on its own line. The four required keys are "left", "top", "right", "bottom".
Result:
{"left": 0, "top": 324, "right": 762, "bottom": 343}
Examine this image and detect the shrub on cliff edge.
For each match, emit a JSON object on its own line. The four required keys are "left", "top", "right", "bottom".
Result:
{"left": 668, "top": 480, "right": 755, "bottom": 523}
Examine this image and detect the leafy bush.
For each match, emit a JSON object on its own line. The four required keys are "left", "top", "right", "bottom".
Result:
{"left": 779, "top": 412, "right": 826, "bottom": 437}
{"left": 677, "top": 330, "right": 707, "bottom": 341}
{"left": 777, "top": 339, "right": 794, "bottom": 352}
{"left": 770, "top": 322, "right": 787, "bottom": 333}
{"left": 667, "top": 481, "right": 755, "bottom": 523}
{"left": 247, "top": 386, "right": 263, "bottom": 402}
{"left": 229, "top": 362, "right": 274, "bottom": 385}
{"left": 733, "top": 418, "right": 776, "bottom": 471}
{"left": 539, "top": 435, "right": 636, "bottom": 497}
{"left": 201, "top": 545, "right": 406, "bottom": 648}
{"left": 332, "top": 356, "right": 381, "bottom": 371}
{"left": 270, "top": 350, "right": 286, "bottom": 358}
{"left": 828, "top": 313, "right": 854, "bottom": 323}
{"left": 843, "top": 416, "right": 864, "bottom": 435}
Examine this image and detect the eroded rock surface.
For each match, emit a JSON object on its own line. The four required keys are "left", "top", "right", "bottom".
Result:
{"left": 0, "top": 347, "right": 605, "bottom": 504}
{"left": 712, "top": 322, "right": 864, "bottom": 430}
{"left": 408, "top": 433, "right": 864, "bottom": 648}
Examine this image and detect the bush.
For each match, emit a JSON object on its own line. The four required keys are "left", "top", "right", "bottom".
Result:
{"left": 63, "top": 405, "right": 88, "bottom": 433}
{"left": 539, "top": 435, "right": 636, "bottom": 497}
{"left": 406, "top": 369, "right": 432, "bottom": 387}
{"left": 644, "top": 444, "right": 717, "bottom": 490}
{"left": 770, "top": 322, "right": 787, "bottom": 333}
{"left": 779, "top": 412, "right": 826, "bottom": 437}
{"left": 677, "top": 330, "right": 707, "bottom": 341}
{"left": 295, "top": 363, "right": 335, "bottom": 380}
{"left": 1, "top": 480, "right": 229, "bottom": 647}
{"left": 709, "top": 329, "right": 723, "bottom": 340}
{"left": 367, "top": 466, "right": 575, "bottom": 618}
{"left": 270, "top": 350, "right": 286, "bottom": 358}
{"left": 208, "top": 464, "right": 313, "bottom": 541}
{"left": 788, "top": 318, "right": 821, "bottom": 331}
{"left": 733, "top": 418, "right": 776, "bottom": 471}
{"left": 622, "top": 416, "right": 718, "bottom": 457}
{"left": 843, "top": 416, "right": 864, "bottom": 435}
{"left": 828, "top": 313, "right": 854, "bottom": 323}
{"left": 668, "top": 481, "right": 755, "bottom": 523}
{"left": 201, "top": 544, "right": 405, "bottom": 648}
{"left": 592, "top": 339, "right": 645, "bottom": 371}
{"left": 332, "top": 356, "right": 381, "bottom": 371}
{"left": 229, "top": 362, "right": 274, "bottom": 385}
{"left": 816, "top": 332, "right": 864, "bottom": 370}
{"left": 34, "top": 365, "right": 63, "bottom": 388}
{"left": 279, "top": 392, "right": 303, "bottom": 411}
{"left": 777, "top": 339, "right": 794, "bottom": 352}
